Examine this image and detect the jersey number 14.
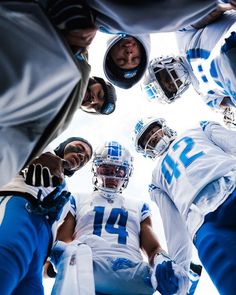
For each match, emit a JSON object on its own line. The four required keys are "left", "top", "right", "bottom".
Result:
{"left": 93, "top": 206, "right": 129, "bottom": 244}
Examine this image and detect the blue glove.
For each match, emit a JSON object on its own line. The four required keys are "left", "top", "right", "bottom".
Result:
{"left": 50, "top": 240, "right": 67, "bottom": 269}
{"left": 26, "top": 182, "right": 71, "bottom": 223}
{"left": 155, "top": 260, "right": 178, "bottom": 294}
{"left": 151, "top": 252, "right": 189, "bottom": 295}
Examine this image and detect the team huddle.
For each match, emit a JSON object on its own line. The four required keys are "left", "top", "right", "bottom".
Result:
{"left": 1, "top": 0, "right": 236, "bottom": 295}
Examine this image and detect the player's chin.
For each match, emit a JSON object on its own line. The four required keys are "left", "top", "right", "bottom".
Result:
{"left": 105, "top": 181, "right": 119, "bottom": 188}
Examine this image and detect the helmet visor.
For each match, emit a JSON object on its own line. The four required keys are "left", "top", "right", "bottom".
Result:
{"left": 96, "top": 163, "right": 128, "bottom": 178}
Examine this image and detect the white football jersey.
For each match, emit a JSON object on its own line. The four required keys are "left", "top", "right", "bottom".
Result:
{"left": 151, "top": 124, "right": 236, "bottom": 218}
{"left": 70, "top": 191, "right": 151, "bottom": 261}
{"left": 176, "top": 11, "right": 236, "bottom": 109}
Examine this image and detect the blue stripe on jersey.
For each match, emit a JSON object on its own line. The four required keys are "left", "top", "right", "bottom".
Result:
{"left": 208, "top": 90, "right": 215, "bottom": 94}
{"left": 107, "top": 141, "right": 122, "bottom": 160}
{"left": 201, "top": 75, "right": 208, "bottom": 83}
{"left": 200, "top": 121, "right": 210, "bottom": 130}
{"left": 141, "top": 203, "right": 150, "bottom": 217}
{"left": 186, "top": 48, "right": 210, "bottom": 60}
{"left": 69, "top": 195, "right": 76, "bottom": 214}
{"left": 197, "top": 65, "right": 203, "bottom": 72}
{"left": 207, "top": 100, "right": 216, "bottom": 108}
{"left": 148, "top": 183, "right": 158, "bottom": 192}
{"left": 210, "top": 60, "right": 218, "bottom": 78}
{"left": 214, "top": 80, "right": 224, "bottom": 88}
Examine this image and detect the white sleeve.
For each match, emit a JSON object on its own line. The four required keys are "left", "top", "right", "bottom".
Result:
{"left": 200, "top": 120, "right": 236, "bottom": 155}
{"left": 202, "top": 91, "right": 225, "bottom": 110}
{"left": 150, "top": 185, "right": 192, "bottom": 272}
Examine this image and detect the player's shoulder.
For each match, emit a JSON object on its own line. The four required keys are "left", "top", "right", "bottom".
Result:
{"left": 123, "top": 195, "right": 151, "bottom": 217}
{"left": 71, "top": 192, "right": 93, "bottom": 204}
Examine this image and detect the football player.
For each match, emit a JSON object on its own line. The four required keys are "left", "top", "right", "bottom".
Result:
{"left": 0, "top": 137, "right": 93, "bottom": 295}
{"left": 49, "top": 141, "right": 189, "bottom": 295}
{"left": 142, "top": 5, "right": 236, "bottom": 128}
{"left": 134, "top": 117, "right": 236, "bottom": 294}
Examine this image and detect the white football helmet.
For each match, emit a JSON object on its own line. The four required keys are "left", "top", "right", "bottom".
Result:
{"left": 142, "top": 56, "right": 191, "bottom": 103}
{"left": 134, "top": 117, "right": 177, "bottom": 159}
{"left": 92, "top": 141, "right": 133, "bottom": 196}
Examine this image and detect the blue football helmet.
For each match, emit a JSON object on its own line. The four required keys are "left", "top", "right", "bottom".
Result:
{"left": 142, "top": 56, "right": 190, "bottom": 103}
{"left": 92, "top": 141, "right": 133, "bottom": 195}
{"left": 134, "top": 117, "right": 177, "bottom": 159}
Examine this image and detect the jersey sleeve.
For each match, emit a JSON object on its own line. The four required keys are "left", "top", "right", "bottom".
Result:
{"left": 68, "top": 193, "right": 78, "bottom": 217}
{"left": 149, "top": 184, "right": 192, "bottom": 271}
{"left": 200, "top": 120, "right": 236, "bottom": 155}
{"left": 140, "top": 202, "right": 151, "bottom": 222}
{"left": 202, "top": 91, "right": 225, "bottom": 110}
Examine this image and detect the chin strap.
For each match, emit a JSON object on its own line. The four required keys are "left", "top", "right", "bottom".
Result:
{"left": 100, "top": 190, "right": 118, "bottom": 201}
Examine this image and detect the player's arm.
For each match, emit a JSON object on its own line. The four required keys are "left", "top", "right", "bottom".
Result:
{"left": 43, "top": 212, "right": 76, "bottom": 278}
{"left": 56, "top": 212, "right": 76, "bottom": 242}
{"left": 140, "top": 216, "right": 189, "bottom": 294}
{"left": 140, "top": 216, "right": 164, "bottom": 265}
{"left": 191, "top": 2, "right": 233, "bottom": 29}
{"left": 150, "top": 184, "right": 192, "bottom": 270}
{"left": 201, "top": 120, "right": 236, "bottom": 154}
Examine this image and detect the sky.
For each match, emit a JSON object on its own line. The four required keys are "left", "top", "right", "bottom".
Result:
{"left": 43, "top": 31, "right": 222, "bottom": 294}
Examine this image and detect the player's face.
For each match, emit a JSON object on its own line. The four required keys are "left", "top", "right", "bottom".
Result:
{"left": 142, "top": 126, "right": 164, "bottom": 151}
{"left": 81, "top": 83, "right": 105, "bottom": 113}
{"left": 155, "top": 68, "right": 182, "bottom": 99}
{"left": 63, "top": 141, "right": 92, "bottom": 170}
{"left": 110, "top": 37, "right": 142, "bottom": 70}
{"left": 96, "top": 164, "right": 127, "bottom": 189}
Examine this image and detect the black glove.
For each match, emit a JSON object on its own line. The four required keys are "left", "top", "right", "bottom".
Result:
{"left": 23, "top": 152, "right": 65, "bottom": 187}
{"left": 25, "top": 163, "right": 61, "bottom": 187}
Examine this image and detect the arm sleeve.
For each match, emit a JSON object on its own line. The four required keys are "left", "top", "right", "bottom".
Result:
{"left": 150, "top": 185, "right": 192, "bottom": 272}
{"left": 200, "top": 120, "right": 236, "bottom": 155}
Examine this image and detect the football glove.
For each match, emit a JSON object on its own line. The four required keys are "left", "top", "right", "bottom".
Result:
{"left": 151, "top": 252, "right": 189, "bottom": 295}
{"left": 23, "top": 152, "right": 65, "bottom": 187}
{"left": 26, "top": 181, "right": 71, "bottom": 223}
{"left": 50, "top": 240, "right": 67, "bottom": 269}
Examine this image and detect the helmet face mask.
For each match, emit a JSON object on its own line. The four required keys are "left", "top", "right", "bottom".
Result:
{"left": 142, "top": 56, "right": 190, "bottom": 103}
{"left": 92, "top": 141, "right": 133, "bottom": 196}
{"left": 134, "top": 117, "right": 177, "bottom": 159}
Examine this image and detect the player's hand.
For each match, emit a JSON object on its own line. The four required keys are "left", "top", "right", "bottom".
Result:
{"left": 24, "top": 152, "right": 65, "bottom": 187}
{"left": 50, "top": 240, "right": 67, "bottom": 269}
{"left": 25, "top": 181, "right": 72, "bottom": 223}
{"left": 39, "top": 182, "right": 71, "bottom": 222}
{"left": 151, "top": 252, "right": 189, "bottom": 295}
